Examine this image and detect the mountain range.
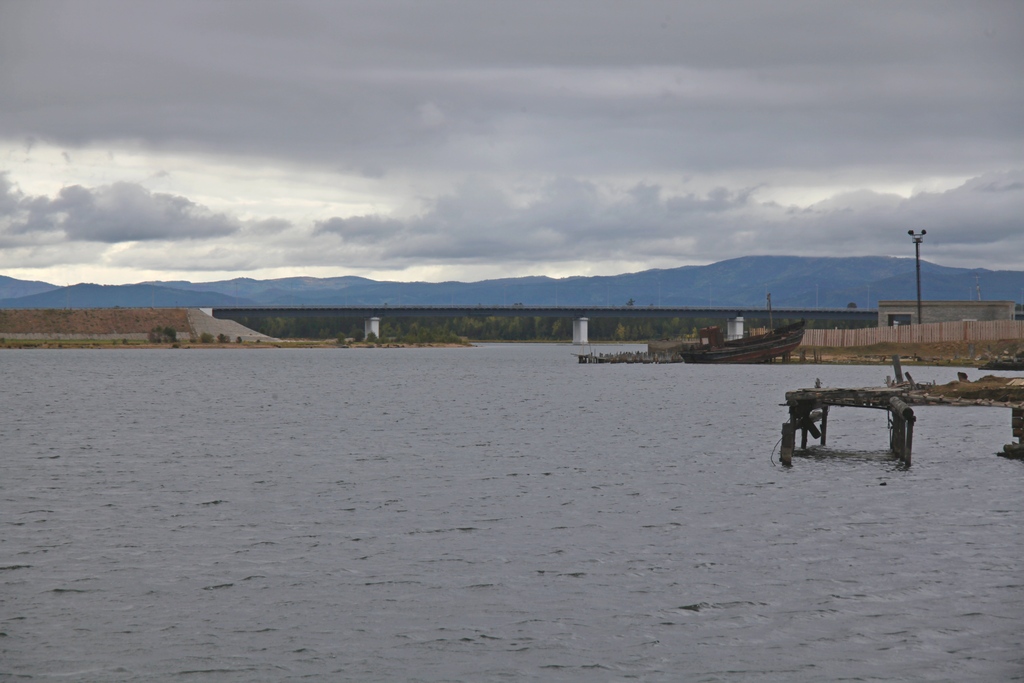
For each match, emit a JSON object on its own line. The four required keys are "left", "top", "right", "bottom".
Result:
{"left": 2, "top": 256, "right": 1023, "bottom": 310}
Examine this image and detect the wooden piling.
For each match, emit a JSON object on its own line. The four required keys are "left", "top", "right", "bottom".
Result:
{"left": 820, "top": 405, "right": 829, "bottom": 446}
{"left": 888, "top": 396, "right": 915, "bottom": 464}
{"left": 904, "top": 418, "right": 914, "bottom": 466}
{"left": 889, "top": 409, "right": 903, "bottom": 457}
{"left": 892, "top": 355, "right": 904, "bottom": 383}
{"left": 1006, "top": 407, "right": 1024, "bottom": 457}
{"left": 780, "top": 421, "right": 795, "bottom": 465}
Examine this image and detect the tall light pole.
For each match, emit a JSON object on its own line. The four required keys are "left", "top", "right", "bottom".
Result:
{"left": 908, "top": 230, "right": 926, "bottom": 324}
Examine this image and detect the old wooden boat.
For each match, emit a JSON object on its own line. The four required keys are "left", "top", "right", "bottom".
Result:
{"left": 680, "top": 320, "right": 805, "bottom": 364}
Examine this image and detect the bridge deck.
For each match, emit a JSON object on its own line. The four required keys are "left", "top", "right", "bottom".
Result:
{"left": 213, "top": 304, "right": 878, "bottom": 321}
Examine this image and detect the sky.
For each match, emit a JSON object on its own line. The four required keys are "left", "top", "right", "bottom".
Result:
{"left": 1, "top": 1, "right": 1022, "bottom": 286}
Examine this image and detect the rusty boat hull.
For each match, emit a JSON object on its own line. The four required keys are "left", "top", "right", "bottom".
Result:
{"left": 680, "top": 320, "right": 805, "bottom": 364}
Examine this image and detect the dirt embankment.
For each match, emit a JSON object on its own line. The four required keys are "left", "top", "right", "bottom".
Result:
{"left": 0, "top": 308, "right": 191, "bottom": 336}
{"left": 799, "top": 340, "right": 1024, "bottom": 366}
{"left": 924, "top": 374, "right": 1024, "bottom": 402}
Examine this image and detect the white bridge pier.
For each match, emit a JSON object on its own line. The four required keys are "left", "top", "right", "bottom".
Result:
{"left": 572, "top": 317, "right": 589, "bottom": 345}
{"left": 726, "top": 316, "right": 745, "bottom": 341}
{"left": 364, "top": 316, "right": 380, "bottom": 339}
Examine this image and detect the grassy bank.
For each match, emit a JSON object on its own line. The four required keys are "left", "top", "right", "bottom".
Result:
{"left": 0, "top": 308, "right": 191, "bottom": 336}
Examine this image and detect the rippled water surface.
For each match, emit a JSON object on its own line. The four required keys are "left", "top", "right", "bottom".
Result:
{"left": 3, "top": 345, "right": 1022, "bottom": 681}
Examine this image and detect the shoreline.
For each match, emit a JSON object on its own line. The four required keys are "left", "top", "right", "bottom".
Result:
{"left": 0, "top": 338, "right": 473, "bottom": 350}
{"left": 2, "top": 338, "right": 1021, "bottom": 368}
{"left": 786, "top": 340, "right": 1022, "bottom": 369}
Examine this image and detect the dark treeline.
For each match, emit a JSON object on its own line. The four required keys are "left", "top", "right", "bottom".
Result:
{"left": 232, "top": 315, "right": 873, "bottom": 342}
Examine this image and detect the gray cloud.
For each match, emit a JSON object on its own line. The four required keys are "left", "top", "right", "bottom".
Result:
{"left": 2, "top": 2, "right": 1021, "bottom": 178}
{"left": 308, "top": 170, "right": 1024, "bottom": 269}
{"left": 0, "top": 176, "right": 240, "bottom": 244}
{"left": 315, "top": 216, "right": 407, "bottom": 243}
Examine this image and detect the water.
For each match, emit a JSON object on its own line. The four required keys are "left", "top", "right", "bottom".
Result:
{"left": 2, "top": 345, "right": 1022, "bottom": 681}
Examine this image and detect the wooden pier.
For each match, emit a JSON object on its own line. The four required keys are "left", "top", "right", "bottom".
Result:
{"left": 780, "top": 358, "right": 1024, "bottom": 466}
{"left": 576, "top": 350, "right": 683, "bottom": 364}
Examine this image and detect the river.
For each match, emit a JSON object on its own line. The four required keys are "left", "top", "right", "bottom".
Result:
{"left": 2, "top": 345, "right": 1021, "bottom": 681}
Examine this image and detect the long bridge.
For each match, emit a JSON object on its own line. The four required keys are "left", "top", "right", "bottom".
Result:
{"left": 211, "top": 304, "right": 878, "bottom": 345}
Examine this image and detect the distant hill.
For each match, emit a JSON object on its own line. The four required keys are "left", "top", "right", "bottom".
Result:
{"left": 0, "top": 283, "right": 251, "bottom": 309}
{"left": 0, "top": 275, "right": 58, "bottom": 300}
{"left": 2, "top": 256, "right": 1022, "bottom": 309}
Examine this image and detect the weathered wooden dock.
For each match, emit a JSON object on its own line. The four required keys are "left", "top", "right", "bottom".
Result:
{"left": 780, "top": 358, "right": 1024, "bottom": 466}
{"left": 576, "top": 350, "right": 683, "bottom": 364}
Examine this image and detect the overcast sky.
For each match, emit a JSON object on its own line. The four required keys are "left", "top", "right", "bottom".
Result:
{"left": 1, "top": 1, "right": 1022, "bottom": 285}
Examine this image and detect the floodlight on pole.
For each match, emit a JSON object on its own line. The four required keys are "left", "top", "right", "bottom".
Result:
{"left": 908, "top": 230, "right": 926, "bottom": 323}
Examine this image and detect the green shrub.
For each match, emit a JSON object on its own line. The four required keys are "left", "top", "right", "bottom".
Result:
{"left": 200, "top": 332, "right": 215, "bottom": 343}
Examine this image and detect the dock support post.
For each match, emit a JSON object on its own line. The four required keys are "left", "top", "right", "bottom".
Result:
{"left": 780, "top": 421, "right": 795, "bottom": 465}
{"left": 572, "top": 317, "right": 589, "bottom": 345}
{"left": 820, "top": 405, "right": 828, "bottom": 446}
{"left": 889, "top": 396, "right": 915, "bottom": 465}
{"left": 892, "top": 355, "right": 904, "bottom": 383}
{"left": 890, "top": 411, "right": 902, "bottom": 457}
{"left": 364, "top": 317, "right": 380, "bottom": 339}
{"left": 1004, "top": 408, "right": 1024, "bottom": 457}
{"left": 904, "top": 418, "right": 913, "bottom": 466}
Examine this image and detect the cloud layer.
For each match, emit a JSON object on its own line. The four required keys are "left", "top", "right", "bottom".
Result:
{"left": 3, "top": 170, "right": 1021, "bottom": 277}
{"left": 0, "top": 1, "right": 1021, "bottom": 283}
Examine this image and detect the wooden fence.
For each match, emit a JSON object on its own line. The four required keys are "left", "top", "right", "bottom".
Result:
{"left": 802, "top": 320, "right": 1024, "bottom": 347}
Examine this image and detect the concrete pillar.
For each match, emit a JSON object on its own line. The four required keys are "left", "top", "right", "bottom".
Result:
{"left": 572, "top": 317, "right": 589, "bottom": 345}
{"left": 726, "top": 316, "right": 744, "bottom": 341}
{"left": 364, "top": 317, "right": 380, "bottom": 339}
